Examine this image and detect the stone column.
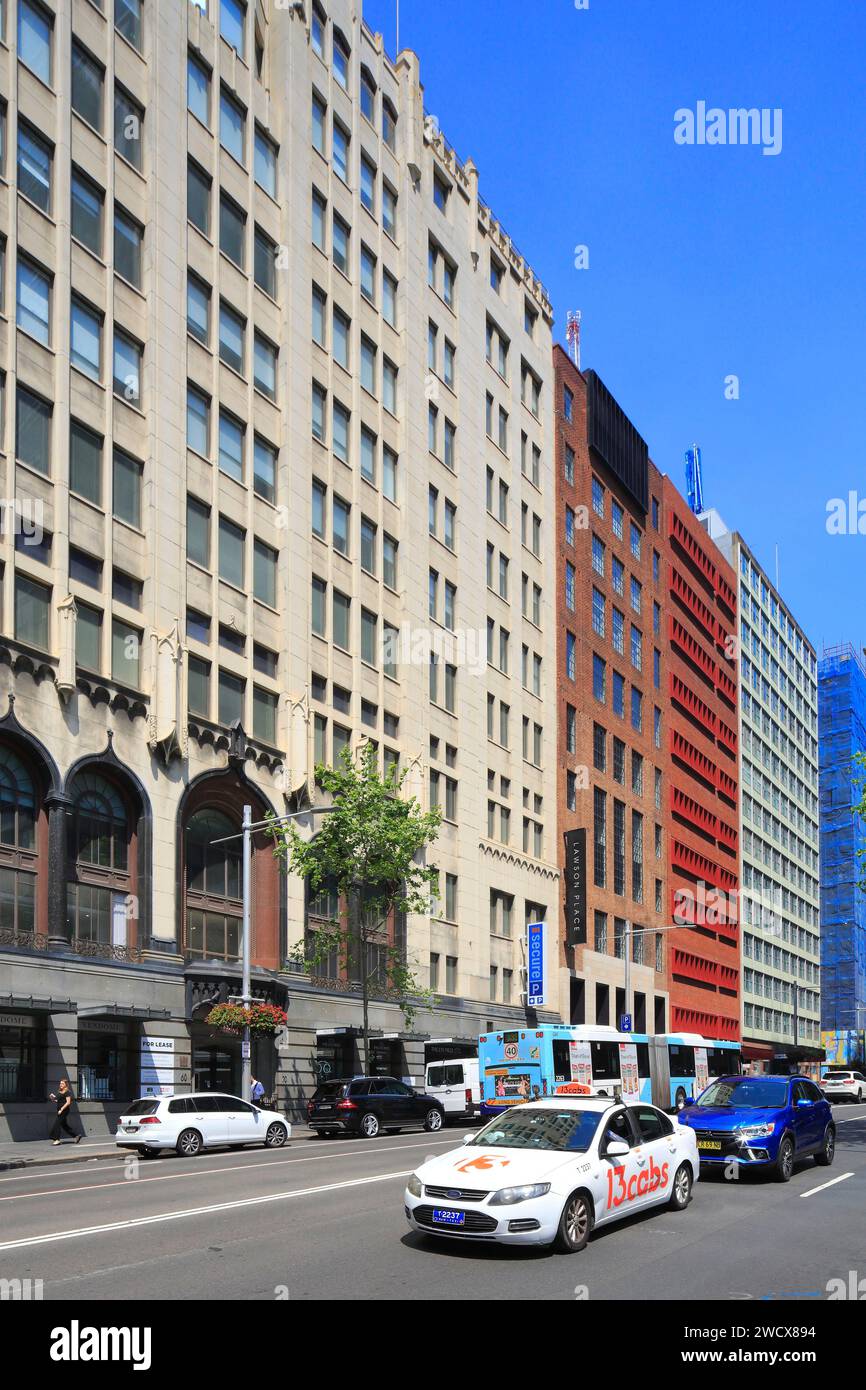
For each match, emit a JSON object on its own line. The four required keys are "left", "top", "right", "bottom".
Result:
{"left": 45, "top": 793, "right": 72, "bottom": 950}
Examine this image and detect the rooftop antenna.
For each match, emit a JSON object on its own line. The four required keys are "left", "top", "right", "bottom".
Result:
{"left": 566, "top": 310, "right": 582, "bottom": 369}
{"left": 685, "top": 444, "right": 704, "bottom": 515}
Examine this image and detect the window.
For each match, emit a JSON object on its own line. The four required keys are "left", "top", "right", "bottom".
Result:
{"left": 312, "top": 382, "right": 326, "bottom": 442}
{"left": 311, "top": 4, "right": 325, "bottom": 56}
{"left": 188, "top": 656, "right": 210, "bottom": 718}
{"left": 71, "top": 298, "right": 101, "bottom": 379}
{"left": 188, "top": 161, "right": 211, "bottom": 234}
{"left": 114, "top": 449, "right": 142, "bottom": 527}
{"left": 361, "top": 608, "right": 377, "bottom": 665}
{"left": 113, "top": 571, "right": 142, "bottom": 611}
{"left": 187, "top": 384, "right": 210, "bottom": 455}
{"left": 70, "top": 421, "right": 102, "bottom": 504}
{"left": 218, "top": 670, "right": 245, "bottom": 726}
{"left": 630, "top": 522, "right": 641, "bottom": 559}
{"left": 187, "top": 276, "right": 210, "bottom": 346}
{"left": 19, "top": 1, "right": 52, "bottom": 85}
{"left": 253, "top": 687, "right": 277, "bottom": 744}
{"left": 360, "top": 245, "right": 376, "bottom": 302}
{"left": 253, "top": 538, "right": 277, "bottom": 607}
{"left": 612, "top": 500, "right": 624, "bottom": 540}
{"left": 17, "top": 259, "right": 50, "bottom": 345}
{"left": 433, "top": 172, "right": 450, "bottom": 212}
{"left": 383, "top": 534, "right": 397, "bottom": 588}
{"left": 253, "top": 228, "right": 277, "bottom": 298}
{"left": 613, "top": 671, "right": 625, "bottom": 717}
{"left": 114, "top": 87, "right": 143, "bottom": 171}
{"left": 383, "top": 448, "right": 398, "bottom": 503}
{"left": 383, "top": 270, "right": 397, "bottom": 327}
{"left": 254, "top": 127, "right": 277, "bottom": 197}
{"left": 593, "top": 722, "right": 606, "bottom": 772}
{"left": 360, "top": 336, "right": 377, "bottom": 394}
{"left": 71, "top": 169, "right": 103, "bottom": 255}
{"left": 254, "top": 333, "right": 277, "bottom": 400}
{"left": 333, "top": 215, "right": 349, "bottom": 273}
{"left": 360, "top": 426, "right": 376, "bottom": 482}
{"left": 383, "top": 359, "right": 398, "bottom": 414}
{"left": 114, "top": 208, "right": 142, "bottom": 288}
{"left": 186, "top": 497, "right": 210, "bottom": 567}
{"left": 593, "top": 653, "right": 606, "bottom": 702}
{"left": 360, "top": 156, "right": 376, "bottom": 214}
{"left": 332, "top": 496, "right": 349, "bottom": 555}
{"left": 333, "top": 308, "right": 350, "bottom": 369}
{"left": 18, "top": 125, "right": 52, "bottom": 212}
{"left": 16, "top": 387, "right": 51, "bottom": 474}
{"left": 383, "top": 183, "right": 397, "bottom": 239}
{"left": 593, "top": 787, "right": 607, "bottom": 887}
{"left": 76, "top": 603, "right": 102, "bottom": 672}
{"left": 72, "top": 44, "right": 103, "bottom": 132}
{"left": 312, "top": 91, "right": 327, "bottom": 156}
{"left": 361, "top": 517, "right": 377, "bottom": 574}
{"left": 113, "top": 331, "right": 141, "bottom": 406}
{"left": 631, "top": 686, "right": 643, "bottom": 732}
{"left": 333, "top": 29, "right": 350, "bottom": 88}
{"left": 312, "top": 189, "right": 327, "bottom": 251}
{"left": 188, "top": 52, "right": 210, "bottom": 125}
{"left": 220, "top": 88, "right": 246, "bottom": 163}
{"left": 218, "top": 516, "right": 245, "bottom": 587}
{"left": 218, "top": 410, "right": 244, "bottom": 482}
{"left": 333, "top": 591, "right": 350, "bottom": 650}
{"left": 254, "top": 437, "right": 277, "bottom": 505}
{"left": 15, "top": 574, "right": 50, "bottom": 650}
{"left": 112, "top": 619, "right": 141, "bottom": 688}
{"left": 220, "top": 194, "right": 246, "bottom": 268}
{"left": 332, "top": 121, "right": 349, "bottom": 181}
{"left": 220, "top": 0, "right": 246, "bottom": 58}
{"left": 361, "top": 70, "right": 376, "bottom": 122}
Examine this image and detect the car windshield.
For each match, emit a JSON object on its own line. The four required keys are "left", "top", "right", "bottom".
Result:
{"left": 823, "top": 1071, "right": 851, "bottom": 1079}
{"left": 123, "top": 1099, "right": 160, "bottom": 1116}
{"left": 696, "top": 1078, "right": 789, "bottom": 1110}
{"left": 469, "top": 1106, "right": 602, "bottom": 1153}
{"left": 312, "top": 1082, "right": 348, "bottom": 1100}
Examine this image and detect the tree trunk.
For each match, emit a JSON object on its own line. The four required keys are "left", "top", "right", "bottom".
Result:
{"left": 349, "top": 888, "right": 370, "bottom": 1075}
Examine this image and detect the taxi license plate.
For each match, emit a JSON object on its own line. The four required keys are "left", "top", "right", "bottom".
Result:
{"left": 123, "top": 1125, "right": 138, "bottom": 1133}
{"left": 432, "top": 1209, "right": 465, "bottom": 1226}
{"left": 698, "top": 1139, "right": 721, "bottom": 1151}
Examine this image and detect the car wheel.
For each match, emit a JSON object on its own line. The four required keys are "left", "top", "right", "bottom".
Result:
{"left": 359, "top": 1112, "right": 380, "bottom": 1139}
{"left": 176, "top": 1128, "right": 203, "bottom": 1158}
{"left": 136, "top": 1147, "right": 159, "bottom": 1159}
{"left": 669, "top": 1162, "right": 693, "bottom": 1210}
{"left": 675, "top": 1087, "right": 687, "bottom": 1112}
{"left": 554, "top": 1190, "right": 593, "bottom": 1253}
{"left": 814, "top": 1125, "right": 835, "bottom": 1167}
{"left": 423, "top": 1108, "right": 443, "bottom": 1133}
{"left": 265, "top": 1122, "right": 288, "bottom": 1148}
{"left": 774, "top": 1135, "right": 795, "bottom": 1182}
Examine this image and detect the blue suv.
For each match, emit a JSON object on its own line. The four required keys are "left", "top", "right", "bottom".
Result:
{"left": 678, "top": 1074, "right": 835, "bottom": 1182}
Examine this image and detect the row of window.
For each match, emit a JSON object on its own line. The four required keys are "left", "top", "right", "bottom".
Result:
{"left": 188, "top": 50, "right": 277, "bottom": 194}
{"left": 310, "top": 0, "right": 398, "bottom": 154}
{"left": 312, "top": 91, "right": 398, "bottom": 236}
{"left": 186, "top": 495, "right": 278, "bottom": 606}
{"left": 312, "top": 482, "right": 399, "bottom": 587}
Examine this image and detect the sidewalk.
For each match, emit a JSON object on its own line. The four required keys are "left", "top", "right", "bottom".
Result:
{"left": 0, "top": 1123, "right": 316, "bottom": 1172}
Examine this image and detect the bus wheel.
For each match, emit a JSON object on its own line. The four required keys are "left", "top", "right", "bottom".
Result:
{"left": 675, "top": 1087, "right": 687, "bottom": 1111}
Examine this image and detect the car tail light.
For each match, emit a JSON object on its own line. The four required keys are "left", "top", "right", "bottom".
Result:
{"left": 336, "top": 1100, "right": 357, "bottom": 1111}
{"left": 139, "top": 1116, "right": 162, "bottom": 1125}
{"left": 465, "top": 1088, "right": 472, "bottom": 1105}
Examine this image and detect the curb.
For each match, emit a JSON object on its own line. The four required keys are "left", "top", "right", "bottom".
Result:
{"left": 0, "top": 1124, "right": 314, "bottom": 1173}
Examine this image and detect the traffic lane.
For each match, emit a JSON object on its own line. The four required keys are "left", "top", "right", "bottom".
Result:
{"left": 0, "top": 1130, "right": 461, "bottom": 1244}
{"left": 9, "top": 1125, "right": 866, "bottom": 1302}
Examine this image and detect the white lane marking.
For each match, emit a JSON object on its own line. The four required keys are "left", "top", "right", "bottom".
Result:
{"left": 0, "top": 1168, "right": 415, "bottom": 1252}
{"left": 799, "top": 1172, "right": 855, "bottom": 1198}
{"left": 0, "top": 1135, "right": 457, "bottom": 1195}
{"left": 834, "top": 1114, "right": 866, "bottom": 1124}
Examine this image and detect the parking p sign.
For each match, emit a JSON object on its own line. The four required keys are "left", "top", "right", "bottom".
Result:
{"left": 527, "top": 921, "right": 545, "bottom": 1007}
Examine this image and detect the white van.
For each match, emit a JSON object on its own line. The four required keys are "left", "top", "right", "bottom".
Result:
{"left": 423, "top": 1057, "right": 480, "bottom": 1119}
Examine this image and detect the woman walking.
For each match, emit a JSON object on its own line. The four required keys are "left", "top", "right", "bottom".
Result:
{"left": 49, "top": 1079, "right": 82, "bottom": 1145}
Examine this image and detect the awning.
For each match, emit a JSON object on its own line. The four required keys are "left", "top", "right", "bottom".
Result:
{"left": 426, "top": 1036, "right": 476, "bottom": 1047}
{"left": 0, "top": 994, "right": 77, "bottom": 1014}
{"left": 78, "top": 1005, "right": 172, "bottom": 1023}
{"left": 315, "top": 1026, "right": 383, "bottom": 1040}
{"left": 379, "top": 1032, "right": 430, "bottom": 1042}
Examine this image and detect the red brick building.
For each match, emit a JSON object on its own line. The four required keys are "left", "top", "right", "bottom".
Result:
{"left": 662, "top": 479, "right": 741, "bottom": 1040}
{"left": 554, "top": 348, "right": 669, "bottom": 1032}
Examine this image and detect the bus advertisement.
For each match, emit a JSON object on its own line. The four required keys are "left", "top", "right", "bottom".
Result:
{"left": 478, "top": 1026, "right": 741, "bottom": 1115}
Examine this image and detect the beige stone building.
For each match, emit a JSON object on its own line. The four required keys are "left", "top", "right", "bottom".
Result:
{"left": 0, "top": 0, "right": 561, "bottom": 1137}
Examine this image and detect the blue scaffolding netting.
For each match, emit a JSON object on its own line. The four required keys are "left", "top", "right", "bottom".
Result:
{"left": 818, "top": 644, "right": 866, "bottom": 1056}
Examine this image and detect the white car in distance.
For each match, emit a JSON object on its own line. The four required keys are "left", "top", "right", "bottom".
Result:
{"left": 116, "top": 1092, "right": 291, "bottom": 1158}
{"left": 404, "top": 1096, "right": 698, "bottom": 1252}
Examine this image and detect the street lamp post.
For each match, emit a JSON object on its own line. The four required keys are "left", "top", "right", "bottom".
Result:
{"left": 211, "top": 805, "right": 335, "bottom": 1105}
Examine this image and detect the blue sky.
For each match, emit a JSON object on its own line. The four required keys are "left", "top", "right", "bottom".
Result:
{"left": 363, "top": 0, "right": 866, "bottom": 655}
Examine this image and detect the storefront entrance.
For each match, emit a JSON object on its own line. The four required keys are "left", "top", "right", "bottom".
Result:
{"left": 0, "top": 1014, "right": 44, "bottom": 1102}
{"left": 193, "top": 1046, "right": 239, "bottom": 1094}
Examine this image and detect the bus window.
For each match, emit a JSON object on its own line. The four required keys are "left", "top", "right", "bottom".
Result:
{"left": 707, "top": 1047, "right": 735, "bottom": 1078}
{"left": 669, "top": 1044, "right": 695, "bottom": 1077}
{"left": 552, "top": 1039, "right": 571, "bottom": 1082}
{"left": 591, "top": 1041, "right": 621, "bottom": 1081}
{"left": 635, "top": 1043, "right": 650, "bottom": 1078}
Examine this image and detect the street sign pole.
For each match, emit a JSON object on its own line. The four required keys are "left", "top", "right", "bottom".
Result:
{"left": 241, "top": 804, "right": 252, "bottom": 1104}
{"left": 623, "top": 918, "right": 631, "bottom": 1032}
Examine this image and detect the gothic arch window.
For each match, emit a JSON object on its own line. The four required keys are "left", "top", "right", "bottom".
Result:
{"left": 66, "top": 770, "right": 135, "bottom": 948}
{"left": 185, "top": 809, "right": 242, "bottom": 963}
{"left": 0, "top": 745, "right": 38, "bottom": 939}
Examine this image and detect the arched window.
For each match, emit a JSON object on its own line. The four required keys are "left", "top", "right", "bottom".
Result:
{"left": 0, "top": 746, "right": 38, "bottom": 939}
{"left": 382, "top": 98, "right": 397, "bottom": 152}
{"left": 360, "top": 66, "right": 376, "bottom": 123}
{"left": 66, "top": 770, "right": 134, "bottom": 948}
{"left": 185, "top": 809, "right": 242, "bottom": 962}
{"left": 333, "top": 27, "right": 350, "bottom": 89}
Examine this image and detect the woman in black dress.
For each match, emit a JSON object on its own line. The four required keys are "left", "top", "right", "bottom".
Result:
{"left": 49, "top": 1079, "right": 82, "bottom": 1144}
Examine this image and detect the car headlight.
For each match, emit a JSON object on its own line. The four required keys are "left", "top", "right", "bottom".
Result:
{"left": 488, "top": 1183, "right": 551, "bottom": 1206}
{"left": 734, "top": 1123, "right": 776, "bottom": 1141}
{"left": 406, "top": 1174, "right": 423, "bottom": 1197}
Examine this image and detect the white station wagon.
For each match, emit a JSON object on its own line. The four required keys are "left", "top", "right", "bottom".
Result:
{"left": 405, "top": 1095, "right": 698, "bottom": 1252}
{"left": 116, "top": 1092, "right": 291, "bottom": 1158}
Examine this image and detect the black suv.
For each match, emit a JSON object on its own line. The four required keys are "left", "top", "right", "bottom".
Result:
{"left": 308, "top": 1076, "right": 445, "bottom": 1139}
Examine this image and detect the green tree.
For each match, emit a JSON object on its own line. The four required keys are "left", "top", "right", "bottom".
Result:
{"left": 268, "top": 742, "right": 442, "bottom": 1073}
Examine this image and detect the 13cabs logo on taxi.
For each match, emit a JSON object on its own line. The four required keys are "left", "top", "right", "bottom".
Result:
{"left": 606, "top": 1154, "right": 670, "bottom": 1208}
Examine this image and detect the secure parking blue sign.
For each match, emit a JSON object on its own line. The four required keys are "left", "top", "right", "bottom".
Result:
{"left": 620, "top": 1013, "right": 632, "bottom": 1033}
{"left": 527, "top": 921, "right": 545, "bottom": 1007}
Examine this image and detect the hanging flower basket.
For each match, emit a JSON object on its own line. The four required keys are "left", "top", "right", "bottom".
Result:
{"left": 205, "top": 1003, "right": 287, "bottom": 1037}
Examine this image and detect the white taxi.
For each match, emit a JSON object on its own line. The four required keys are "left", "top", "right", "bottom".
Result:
{"left": 404, "top": 1096, "right": 698, "bottom": 1252}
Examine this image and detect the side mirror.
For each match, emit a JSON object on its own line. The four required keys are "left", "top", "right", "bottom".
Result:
{"left": 684, "top": 1095, "right": 694, "bottom": 1107}
{"left": 462, "top": 1133, "right": 474, "bottom": 1145}
{"left": 796, "top": 1098, "right": 812, "bottom": 1108}
{"left": 605, "top": 1139, "right": 630, "bottom": 1158}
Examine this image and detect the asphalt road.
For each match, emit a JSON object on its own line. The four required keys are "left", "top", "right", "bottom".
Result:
{"left": 1, "top": 1104, "right": 865, "bottom": 1301}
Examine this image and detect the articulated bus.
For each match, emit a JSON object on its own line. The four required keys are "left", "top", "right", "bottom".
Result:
{"left": 478, "top": 1025, "right": 741, "bottom": 1115}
